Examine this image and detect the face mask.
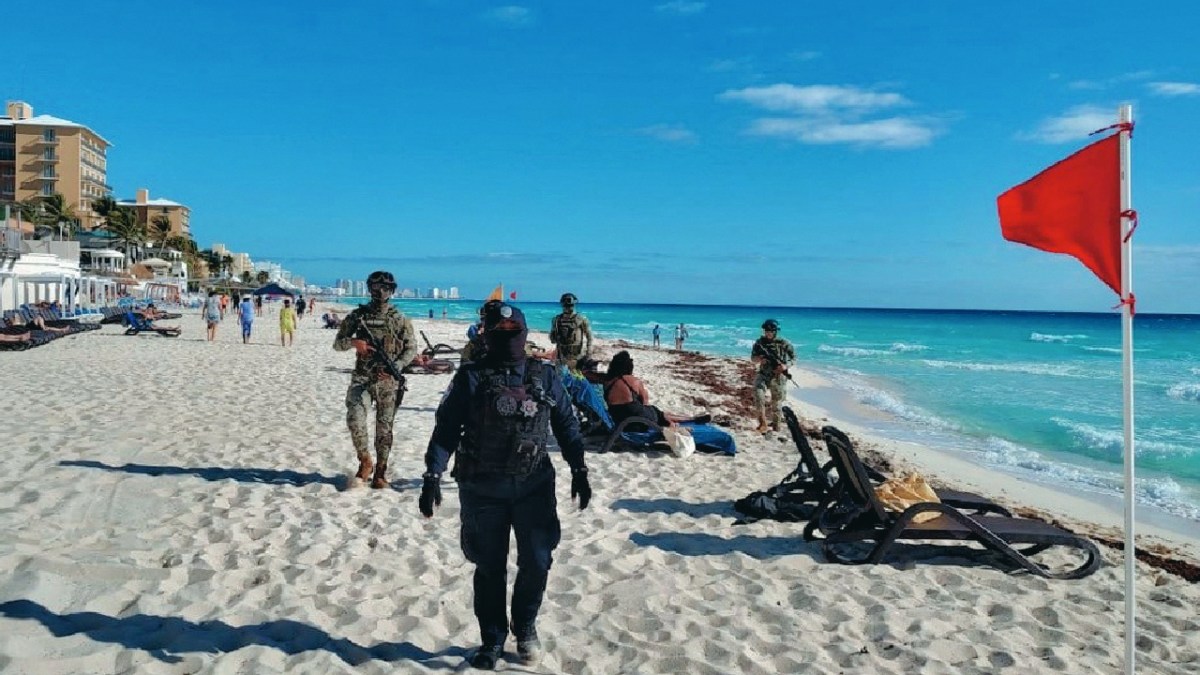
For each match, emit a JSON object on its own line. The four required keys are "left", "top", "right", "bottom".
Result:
{"left": 485, "top": 329, "right": 528, "bottom": 365}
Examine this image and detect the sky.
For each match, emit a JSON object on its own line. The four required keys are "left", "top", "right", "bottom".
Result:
{"left": 5, "top": 0, "right": 1199, "bottom": 312}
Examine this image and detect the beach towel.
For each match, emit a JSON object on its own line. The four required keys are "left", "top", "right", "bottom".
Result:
{"left": 874, "top": 473, "right": 941, "bottom": 523}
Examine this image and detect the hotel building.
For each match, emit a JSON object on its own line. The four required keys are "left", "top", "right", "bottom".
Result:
{"left": 119, "top": 188, "right": 191, "bottom": 238}
{"left": 1, "top": 100, "right": 112, "bottom": 230}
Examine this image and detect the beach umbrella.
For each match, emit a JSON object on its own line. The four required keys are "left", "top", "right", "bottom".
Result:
{"left": 998, "top": 105, "right": 1138, "bottom": 673}
{"left": 252, "top": 282, "right": 295, "bottom": 297}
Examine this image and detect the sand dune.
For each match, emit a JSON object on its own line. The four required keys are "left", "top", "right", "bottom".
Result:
{"left": 0, "top": 309, "right": 1196, "bottom": 673}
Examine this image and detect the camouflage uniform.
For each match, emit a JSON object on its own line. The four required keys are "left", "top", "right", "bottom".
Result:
{"left": 334, "top": 303, "right": 418, "bottom": 472}
{"left": 752, "top": 336, "right": 795, "bottom": 429}
{"left": 550, "top": 310, "right": 592, "bottom": 369}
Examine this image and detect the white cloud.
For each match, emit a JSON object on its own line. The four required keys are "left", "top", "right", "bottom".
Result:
{"left": 1068, "top": 70, "right": 1154, "bottom": 90}
{"left": 484, "top": 5, "right": 533, "bottom": 26}
{"left": 719, "top": 82, "right": 936, "bottom": 149}
{"left": 636, "top": 124, "right": 698, "bottom": 144}
{"left": 746, "top": 116, "right": 936, "bottom": 149}
{"left": 1018, "top": 105, "right": 1115, "bottom": 144}
{"left": 655, "top": 1, "right": 706, "bottom": 15}
{"left": 1148, "top": 81, "right": 1200, "bottom": 96}
{"left": 719, "top": 84, "right": 909, "bottom": 115}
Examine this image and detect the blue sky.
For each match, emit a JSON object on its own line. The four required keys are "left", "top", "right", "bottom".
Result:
{"left": 7, "top": 0, "right": 1198, "bottom": 312}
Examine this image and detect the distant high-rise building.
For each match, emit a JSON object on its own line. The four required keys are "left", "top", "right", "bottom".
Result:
{"left": 449, "top": 287, "right": 460, "bottom": 299}
{"left": 1, "top": 100, "right": 112, "bottom": 230}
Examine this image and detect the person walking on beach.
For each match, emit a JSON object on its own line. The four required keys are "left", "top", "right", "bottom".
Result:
{"left": 296, "top": 295, "right": 307, "bottom": 321}
{"left": 254, "top": 294, "right": 263, "bottom": 317}
{"left": 238, "top": 295, "right": 255, "bottom": 344}
{"left": 219, "top": 293, "right": 229, "bottom": 321}
{"left": 652, "top": 324, "right": 661, "bottom": 348}
{"left": 333, "top": 271, "right": 418, "bottom": 488}
{"left": 203, "top": 291, "right": 221, "bottom": 341}
{"left": 750, "top": 318, "right": 795, "bottom": 433}
{"left": 549, "top": 292, "right": 593, "bottom": 370}
{"left": 419, "top": 302, "right": 592, "bottom": 670}
{"left": 279, "top": 298, "right": 297, "bottom": 347}
{"left": 674, "top": 323, "right": 688, "bottom": 350}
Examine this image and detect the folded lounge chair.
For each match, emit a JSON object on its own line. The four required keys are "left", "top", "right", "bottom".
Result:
{"left": 779, "top": 408, "right": 1011, "bottom": 520}
{"left": 123, "top": 311, "right": 181, "bottom": 337}
{"left": 807, "top": 425, "right": 1101, "bottom": 579}
{"left": 420, "top": 330, "right": 462, "bottom": 357}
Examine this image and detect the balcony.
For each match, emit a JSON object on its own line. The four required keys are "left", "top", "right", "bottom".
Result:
{"left": 40, "top": 174, "right": 59, "bottom": 181}
{"left": 34, "top": 137, "right": 59, "bottom": 145}
{"left": 37, "top": 155, "right": 59, "bottom": 163}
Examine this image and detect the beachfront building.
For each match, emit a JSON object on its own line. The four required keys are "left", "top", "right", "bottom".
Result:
{"left": 1, "top": 100, "right": 112, "bottom": 231}
{"left": 118, "top": 188, "right": 191, "bottom": 238}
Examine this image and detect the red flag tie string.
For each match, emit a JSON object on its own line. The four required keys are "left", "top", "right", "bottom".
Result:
{"left": 1112, "top": 292, "right": 1136, "bottom": 316}
{"left": 1120, "top": 209, "right": 1139, "bottom": 243}
{"left": 1090, "top": 121, "right": 1135, "bottom": 137}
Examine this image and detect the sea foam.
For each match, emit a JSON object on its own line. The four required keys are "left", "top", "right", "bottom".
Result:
{"left": 1030, "top": 332, "right": 1089, "bottom": 343}
{"left": 922, "top": 359, "right": 1083, "bottom": 378}
{"left": 1167, "top": 383, "right": 1200, "bottom": 402}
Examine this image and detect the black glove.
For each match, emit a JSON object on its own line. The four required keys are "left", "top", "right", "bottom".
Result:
{"left": 570, "top": 467, "right": 592, "bottom": 510}
{"left": 419, "top": 472, "right": 442, "bottom": 518}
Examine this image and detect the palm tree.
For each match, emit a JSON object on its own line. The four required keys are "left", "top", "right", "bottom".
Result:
{"left": 255, "top": 270, "right": 270, "bottom": 285}
{"left": 103, "top": 206, "right": 148, "bottom": 262}
{"left": 240, "top": 271, "right": 252, "bottom": 283}
{"left": 30, "top": 193, "right": 79, "bottom": 239}
{"left": 150, "top": 214, "right": 172, "bottom": 249}
{"left": 91, "top": 195, "right": 118, "bottom": 229}
{"left": 221, "top": 254, "right": 233, "bottom": 278}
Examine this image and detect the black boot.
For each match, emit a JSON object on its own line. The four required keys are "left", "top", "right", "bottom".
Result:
{"left": 469, "top": 644, "right": 503, "bottom": 670}
{"left": 515, "top": 627, "right": 542, "bottom": 666}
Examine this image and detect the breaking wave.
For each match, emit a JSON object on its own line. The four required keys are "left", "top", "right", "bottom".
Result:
{"left": 921, "top": 359, "right": 1083, "bottom": 378}
{"left": 1030, "top": 332, "right": 1089, "bottom": 343}
{"left": 1167, "top": 383, "right": 1200, "bottom": 402}
{"left": 978, "top": 436, "right": 1200, "bottom": 520}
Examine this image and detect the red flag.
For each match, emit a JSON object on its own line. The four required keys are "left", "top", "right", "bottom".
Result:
{"left": 997, "top": 134, "right": 1121, "bottom": 296}
{"left": 509, "top": 291, "right": 517, "bottom": 300}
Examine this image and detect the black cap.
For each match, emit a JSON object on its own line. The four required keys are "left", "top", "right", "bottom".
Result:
{"left": 762, "top": 318, "right": 780, "bottom": 331}
{"left": 483, "top": 303, "right": 527, "bottom": 331}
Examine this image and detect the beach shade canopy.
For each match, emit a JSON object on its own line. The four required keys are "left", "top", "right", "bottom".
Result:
{"left": 252, "top": 282, "right": 295, "bottom": 297}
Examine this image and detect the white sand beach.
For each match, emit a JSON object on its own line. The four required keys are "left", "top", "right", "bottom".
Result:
{"left": 0, "top": 309, "right": 1197, "bottom": 674}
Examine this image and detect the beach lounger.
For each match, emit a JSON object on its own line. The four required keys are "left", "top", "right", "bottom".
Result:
{"left": 123, "top": 311, "right": 181, "bottom": 338}
{"left": 420, "top": 330, "right": 462, "bottom": 357}
{"left": 779, "top": 408, "right": 1011, "bottom": 522}
{"left": 601, "top": 416, "right": 737, "bottom": 456}
{"left": 807, "top": 424, "right": 1101, "bottom": 579}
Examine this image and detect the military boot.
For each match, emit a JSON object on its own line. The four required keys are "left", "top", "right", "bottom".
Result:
{"left": 370, "top": 461, "right": 389, "bottom": 489}
{"left": 354, "top": 457, "right": 374, "bottom": 482}
{"left": 754, "top": 415, "right": 769, "bottom": 434}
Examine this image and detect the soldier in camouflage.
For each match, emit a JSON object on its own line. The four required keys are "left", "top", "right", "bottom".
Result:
{"left": 549, "top": 292, "right": 593, "bottom": 370}
{"left": 751, "top": 318, "right": 795, "bottom": 434}
{"left": 333, "top": 270, "right": 418, "bottom": 488}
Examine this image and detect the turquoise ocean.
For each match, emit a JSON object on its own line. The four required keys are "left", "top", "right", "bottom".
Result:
{"left": 373, "top": 299, "right": 1200, "bottom": 523}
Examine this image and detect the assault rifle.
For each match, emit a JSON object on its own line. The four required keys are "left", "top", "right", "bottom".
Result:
{"left": 754, "top": 341, "right": 795, "bottom": 385}
{"left": 354, "top": 319, "right": 408, "bottom": 390}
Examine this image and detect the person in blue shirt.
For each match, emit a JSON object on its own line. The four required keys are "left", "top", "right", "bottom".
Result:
{"left": 652, "top": 323, "right": 661, "bottom": 348}
{"left": 238, "top": 296, "right": 255, "bottom": 344}
{"left": 419, "top": 302, "right": 592, "bottom": 670}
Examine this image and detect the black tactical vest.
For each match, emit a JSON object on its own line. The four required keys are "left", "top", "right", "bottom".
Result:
{"left": 457, "top": 359, "right": 555, "bottom": 477}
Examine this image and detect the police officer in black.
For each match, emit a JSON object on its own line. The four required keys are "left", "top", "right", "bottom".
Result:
{"left": 420, "top": 302, "right": 592, "bottom": 670}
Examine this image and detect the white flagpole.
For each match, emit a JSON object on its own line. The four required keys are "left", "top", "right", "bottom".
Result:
{"left": 1118, "top": 103, "right": 1136, "bottom": 674}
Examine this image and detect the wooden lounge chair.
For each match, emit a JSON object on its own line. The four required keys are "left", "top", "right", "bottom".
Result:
{"left": 808, "top": 425, "right": 1101, "bottom": 579}
{"left": 123, "top": 311, "right": 181, "bottom": 338}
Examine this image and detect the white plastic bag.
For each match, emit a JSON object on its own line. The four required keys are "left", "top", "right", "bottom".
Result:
{"left": 662, "top": 426, "right": 696, "bottom": 458}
